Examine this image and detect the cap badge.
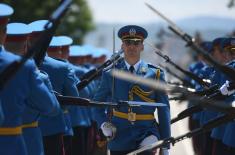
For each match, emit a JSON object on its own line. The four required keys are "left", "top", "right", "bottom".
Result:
{"left": 129, "top": 28, "right": 136, "bottom": 36}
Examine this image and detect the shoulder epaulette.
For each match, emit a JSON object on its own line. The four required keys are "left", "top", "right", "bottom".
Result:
{"left": 147, "top": 63, "right": 162, "bottom": 80}
{"left": 147, "top": 63, "right": 161, "bottom": 70}
{"left": 52, "top": 57, "right": 67, "bottom": 62}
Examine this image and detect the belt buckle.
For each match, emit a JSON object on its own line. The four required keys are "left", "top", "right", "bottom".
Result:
{"left": 128, "top": 112, "right": 136, "bottom": 122}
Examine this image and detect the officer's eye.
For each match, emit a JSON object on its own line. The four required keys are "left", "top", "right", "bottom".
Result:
{"left": 124, "top": 40, "right": 142, "bottom": 46}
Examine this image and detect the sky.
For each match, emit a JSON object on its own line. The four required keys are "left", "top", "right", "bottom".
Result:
{"left": 86, "top": 0, "right": 235, "bottom": 24}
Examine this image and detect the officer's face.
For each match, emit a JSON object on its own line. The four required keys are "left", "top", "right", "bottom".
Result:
{"left": 224, "top": 47, "right": 235, "bottom": 61}
{"left": 122, "top": 40, "right": 144, "bottom": 60}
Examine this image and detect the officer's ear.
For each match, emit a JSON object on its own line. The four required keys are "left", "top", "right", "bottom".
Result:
{"left": 140, "top": 42, "right": 144, "bottom": 51}
{"left": 121, "top": 43, "right": 124, "bottom": 49}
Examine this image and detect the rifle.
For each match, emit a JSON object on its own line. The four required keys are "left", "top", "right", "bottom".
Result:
{"left": 169, "top": 84, "right": 218, "bottom": 101}
{"left": 76, "top": 49, "right": 123, "bottom": 90}
{"left": 112, "top": 70, "right": 235, "bottom": 113}
{"left": 159, "top": 64, "right": 195, "bottom": 88}
{"left": 146, "top": 41, "right": 211, "bottom": 88}
{"left": 145, "top": 3, "right": 235, "bottom": 81}
{"left": 56, "top": 94, "right": 166, "bottom": 107}
{"left": 128, "top": 110, "right": 235, "bottom": 155}
{"left": 0, "top": 0, "right": 72, "bottom": 91}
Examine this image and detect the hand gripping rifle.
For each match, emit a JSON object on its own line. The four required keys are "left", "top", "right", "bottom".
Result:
{"left": 76, "top": 49, "right": 123, "bottom": 90}
{"left": 171, "top": 81, "right": 235, "bottom": 124}
{"left": 146, "top": 42, "right": 211, "bottom": 88}
{"left": 0, "top": 0, "right": 72, "bottom": 91}
{"left": 128, "top": 108, "right": 235, "bottom": 155}
{"left": 111, "top": 70, "right": 235, "bottom": 123}
{"left": 145, "top": 3, "right": 235, "bottom": 81}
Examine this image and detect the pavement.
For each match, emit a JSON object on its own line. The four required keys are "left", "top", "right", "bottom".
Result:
{"left": 169, "top": 100, "right": 194, "bottom": 155}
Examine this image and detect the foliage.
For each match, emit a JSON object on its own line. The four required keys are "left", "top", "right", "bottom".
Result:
{"left": 4, "top": 0, "right": 94, "bottom": 44}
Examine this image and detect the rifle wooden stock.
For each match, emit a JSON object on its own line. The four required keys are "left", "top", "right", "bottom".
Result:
{"left": 56, "top": 95, "right": 90, "bottom": 106}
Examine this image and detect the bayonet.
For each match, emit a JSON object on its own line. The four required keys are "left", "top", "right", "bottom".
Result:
{"left": 145, "top": 3, "right": 235, "bottom": 81}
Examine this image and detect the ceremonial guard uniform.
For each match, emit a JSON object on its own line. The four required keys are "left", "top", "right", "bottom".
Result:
{"left": 39, "top": 51, "right": 78, "bottom": 155}
{"left": 28, "top": 20, "right": 78, "bottom": 155}
{"left": 0, "top": 5, "right": 60, "bottom": 155}
{"left": 218, "top": 38, "right": 235, "bottom": 155}
{"left": 93, "top": 25, "right": 170, "bottom": 155}
{"left": 210, "top": 38, "right": 235, "bottom": 155}
{"left": 5, "top": 22, "right": 60, "bottom": 155}
{"left": 69, "top": 45, "right": 93, "bottom": 155}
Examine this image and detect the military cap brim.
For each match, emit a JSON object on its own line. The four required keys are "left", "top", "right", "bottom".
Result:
{"left": 69, "top": 45, "right": 89, "bottom": 57}
{"left": 28, "top": 20, "right": 52, "bottom": 32}
{"left": 0, "top": 3, "right": 13, "bottom": 17}
{"left": 0, "top": 3, "right": 13, "bottom": 25}
{"left": 118, "top": 25, "right": 148, "bottom": 40}
{"left": 6, "top": 23, "right": 31, "bottom": 42}
{"left": 49, "top": 36, "right": 73, "bottom": 47}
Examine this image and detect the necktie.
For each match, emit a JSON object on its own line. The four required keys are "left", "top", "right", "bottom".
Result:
{"left": 129, "top": 65, "right": 135, "bottom": 73}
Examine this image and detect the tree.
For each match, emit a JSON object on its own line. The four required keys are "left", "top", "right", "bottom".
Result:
{"left": 4, "top": 0, "right": 94, "bottom": 44}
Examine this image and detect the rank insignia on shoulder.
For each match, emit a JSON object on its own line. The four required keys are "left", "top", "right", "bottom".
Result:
{"left": 53, "top": 57, "right": 66, "bottom": 62}
{"left": 147, "top": 63, "right": 160, "bottom": 69}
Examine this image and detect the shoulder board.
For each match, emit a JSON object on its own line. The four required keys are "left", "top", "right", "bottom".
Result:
{"left": 147, "top": 63, "right": 163, "bottom": 80}
{"left": 52, "top": 57, "right": 67, "bottom": 62}
{"left": 147, "top": 63, "right": 161, "bottom": 70}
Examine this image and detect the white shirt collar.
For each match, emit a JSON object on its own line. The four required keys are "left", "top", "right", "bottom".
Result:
{"left": 124, "top": 59, "right": 142, "bottom": 72}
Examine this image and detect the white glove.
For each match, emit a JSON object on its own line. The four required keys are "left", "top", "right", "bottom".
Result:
{"left": 139, "top": 135, "right": 158, "bottom": 147}
{"left": 220, "top": 80, "right": 235, "bottom": 96}
{"left": 100, "top": 122, "right": 115, "bottom": 137}
{"left": 161, "top": 148, "right": 169, "bottom": 155}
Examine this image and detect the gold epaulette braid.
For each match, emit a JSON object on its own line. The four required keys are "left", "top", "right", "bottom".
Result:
{"left": 128, "top": 68, "right": 161, "bottom": 102}
{"left": 155, "top": 68, "right": 161, "bottom": 80}
{"left": 129, "top": 85, "right": 154, "bottom": 102}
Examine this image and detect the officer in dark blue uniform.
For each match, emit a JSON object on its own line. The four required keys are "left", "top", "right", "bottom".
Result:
{"left": 0, "top": 4, "right": 60, "bottom": 155}
{"left": 211, "top": 37, "right": 235, "bottom": 155}
{"left": 93, "top": 25, "right": 171, "bottom": 155}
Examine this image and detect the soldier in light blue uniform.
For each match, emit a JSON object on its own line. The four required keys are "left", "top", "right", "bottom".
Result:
{"left": 5, "top": 22, "right": 61, "bottom": 155}
{"left": 0, "top": 4, "right": 60, "bottom": 155}
{"left": 56, "top": 42, "right": 91, "bottom": 155}
{"left": 69, "top": 45, "right": 100, "bottom": 155}
{"left": 93, "top": 25, "right": 171, "bottom": 155}
{"left": 54, "top": 36, "right": 91, "bottom": 155}
{"left": 28, "top": 20, "right": 79, "bottom": 155}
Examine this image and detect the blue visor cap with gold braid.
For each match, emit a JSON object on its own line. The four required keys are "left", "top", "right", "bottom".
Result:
{"left": 118, "top": 25, "right": 148, "bottom": 41}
